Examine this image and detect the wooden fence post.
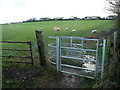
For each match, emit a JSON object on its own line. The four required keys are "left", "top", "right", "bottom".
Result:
{"left": 104, "top": 39, "right": 111, "bottom": 77}
{"left": 105, "top": 39, "right": 111, "bottom": 67}
{"left": 114, "top": 31, "right": 119, "bottom": 80}
{"left": 35, "top": 30, "right": 46, "bottom": 66}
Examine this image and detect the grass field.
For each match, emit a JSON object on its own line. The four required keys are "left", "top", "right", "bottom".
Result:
{"left": 2, "top": 20, "right": 114, "bottom": 56}
{"left": 1, "top": 20, "right": 115, "bottom": 88}
{"left": 2, "top": 20, "right": 114, "bottom": 61}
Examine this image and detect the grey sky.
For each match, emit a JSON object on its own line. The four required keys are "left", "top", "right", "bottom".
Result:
{"left": 0, "top": 0, "right": 113, "bottom": 24}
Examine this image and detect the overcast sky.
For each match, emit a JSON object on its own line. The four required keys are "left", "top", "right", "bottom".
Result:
{"left": 0, "top": 0, "right": 112, "bottom": 24}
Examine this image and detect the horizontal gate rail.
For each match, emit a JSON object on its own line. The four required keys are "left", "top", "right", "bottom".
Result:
{"left": 59, "top": 64, "right": 95, "bottom": 71}
{"left": 48, "top": 45, "right": 57, "bottom": 48}
{"left": 49, "top": 46, "right": 97, "bottom": 52}
{"left": 48, "top": 36, "right": 106, "bottom": 79}
{"left": 48, "top": 58, "right": 96, "bottom": 74}
{"left": 48, "top": 59, "right": 95, "bottom": 71}
{"left": 61, "top": 56, "right": 96, "bottom": 62}
{"left": 61, "top": 71, "right": 95, "bottom": 79}
{"left": 61, "top": 46, "right": 97, "bottom": 52}
{"left": 48, "top": 43, "right": 83, "bottom": 47}
{"left": 49, "top": 36, "right": 98, "bottom": 41}
{"left": 1, "top": 41, "right": 34, "bottom": 65}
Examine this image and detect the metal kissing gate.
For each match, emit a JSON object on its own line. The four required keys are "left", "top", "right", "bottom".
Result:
{"left": 48, "top": 36, "right": 106, "bottom": 79}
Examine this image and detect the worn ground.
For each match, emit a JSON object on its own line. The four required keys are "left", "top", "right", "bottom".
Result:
{"left": 43, "top": 74, "right": 93, "bottom": 88}
{"left": 2, "top": 63, "right": 95, "bottom": 88}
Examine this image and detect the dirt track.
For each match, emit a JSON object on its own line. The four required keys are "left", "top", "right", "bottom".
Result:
{"left": 42, "top": 74, "right": 83, "bottom": 88}
{"left": 2, "top": 65, "right": 95, "bottom": 88}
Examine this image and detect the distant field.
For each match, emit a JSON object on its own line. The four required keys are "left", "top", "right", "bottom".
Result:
{"left": 2, "top": 20, "right": 114, "bottom": 59}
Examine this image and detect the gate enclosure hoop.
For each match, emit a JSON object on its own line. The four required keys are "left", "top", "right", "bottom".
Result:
{"left": 48, "top": 36, "right": 106, "bottom": 79}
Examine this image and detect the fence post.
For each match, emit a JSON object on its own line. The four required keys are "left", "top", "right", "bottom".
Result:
{"left": 29, "top": 42, "right": 34, "bottom": 65}
{"left": 114, "top": 31, "right": 119, "bottom": 80}
{"left": 101, "top": 39, "right": 106, "bottom": 79}
{"left": 105, "top": 39, "right": 111, "bottom": 70}
{"left": 94, "top": 39, "right": 99, "bottom": 79}
{"left": 102, "top": 39, "right": 113, "bottom": 79}
{"left": 35, "top": 30, "right": 46, "bottom": 66}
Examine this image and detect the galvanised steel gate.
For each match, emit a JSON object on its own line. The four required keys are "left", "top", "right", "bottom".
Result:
{"left": 48, "top": 36, "right": 106, "bottom": 79}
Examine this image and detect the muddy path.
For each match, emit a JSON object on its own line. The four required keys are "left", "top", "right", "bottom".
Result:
{"left": 42, "top": 74, "right": 83, "bottom": 88}
{"left": 41, "top": 67, "right": 95, "bottom": 88}
{"left": 2, "top": 64, "right": 95, "bottom": 88}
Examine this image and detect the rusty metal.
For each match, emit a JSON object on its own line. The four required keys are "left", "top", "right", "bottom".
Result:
{"left": 1, "top": 55, "right": 32, "bottom": 58}
{"left": 2, "top": 61, "right": 32, "bottom": 64}
{"left": 1, "top": 49, "right": 31, "bottom": 51}
{"left": 29, "top": 42, "right": 34, "bottom": 65}
{"left": 1, "top": 41, "right": 34, "bottom": 65}
{"left": 0, "top": 41, "right": 31, "bottom": 43}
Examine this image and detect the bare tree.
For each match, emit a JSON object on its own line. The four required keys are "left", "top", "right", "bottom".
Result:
{"left": 108, "top": 1, "right": 120, "bottom": 12}
{"left": 107, "top": 0, "right": 120, "bottom": 80}
{"left": 107, "top": 0, "right": 120, "bottom": 28}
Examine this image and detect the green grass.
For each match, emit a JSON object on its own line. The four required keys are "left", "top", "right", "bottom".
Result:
{"left": 2, "top": 20, "right": 114, "bottom": 57}
{"left": 2, "top": 20, "right": 114, "bottom": 88}
{"left": 2, "top": 20, "right": 115, "bottom": 68}
{"left": 2, "top": 63, "right": 60, "bottom": 88}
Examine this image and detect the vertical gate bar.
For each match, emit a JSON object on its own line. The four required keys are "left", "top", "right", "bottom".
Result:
{"left": 29, "top": 42, "right": 34, "bottom": 65}
{"left": 48, "top": 39, "right": 51, "bottom": 63}
{"left": 56, "top": 37, "right": 59, "bottom": 71}
{"left": 101, "top": 39, "right": 106, "bottom": 79}
{"left": 0, "top": 25, "right": 1, "bottom": 90}
{"left": 81, "top": 38, "right": 84, "bottom": 57}
{"left": 70, "top": 37, "right": 73, "bottom": 56}
{"left": 95, "top": 39, "right": 99, "bottom": 78}
{"left": 56, "top": 37, "right": 60, "bottom": 72}
{"left": 59, "top": 37, "right": 61, "bottom": 71}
